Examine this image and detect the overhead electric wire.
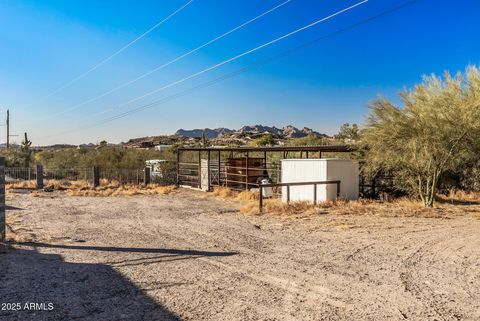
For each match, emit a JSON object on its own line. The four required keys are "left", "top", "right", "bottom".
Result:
{"left": 24, "top": 0, "right": 194, "bottom": 108}
{"left": 39, "top": 0, "right": 292, "bottom": 121}
{"left": 43, "top": 0, "right": 420, "bottom": 140}
{"left": 103, "top": 0, "right": 368, "bottom": 112}
{"left": 53, "top": 0, "right": 368, "bottom": 127}
{"left": 40, "top": 0, "right": 388, "bottom": 139}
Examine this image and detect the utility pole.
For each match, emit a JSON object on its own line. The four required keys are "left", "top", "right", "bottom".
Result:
{"left": 6, "top": 109, "right": 9, "bottom": 148}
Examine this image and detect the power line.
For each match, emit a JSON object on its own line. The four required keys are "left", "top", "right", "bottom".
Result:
{"left": 66, "top": 0, "right": 369, "bottom": 123}
{"left": 42, "top": 0, "right": 385, "bottom": 139}
{"left": 38, "top": 0, "right": 292, "bottom": 121}
{"left": 44, "top": 0, "right": 419, "bottom": 140}
{"left": 77, "top": 0, "right": 421, "bottom": 131}
{"left": 25, "top": 0, "right": 194, "bottom": 108}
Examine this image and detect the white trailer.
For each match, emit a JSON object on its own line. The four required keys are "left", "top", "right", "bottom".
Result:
{"left": 280, "top": 158, "right": 359, "bottom": 203}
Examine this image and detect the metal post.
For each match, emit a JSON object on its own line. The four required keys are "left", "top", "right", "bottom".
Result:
{"left": 217, "top": 151, "right": 221, "bottom": 186}
{"left": 319, "top": 151, "right": 322, "bottom": 158}
{"left": 0, "top": 157, "right": 5, "bottom": 250}
{"left": 36, "top": 164, "right": 44, "bottom": 189}
{"left": 286, "top": 185, "right": 290, "bottom": 204}
{"left": 371, "top": 177, "right": 376, "bottom": 198}
{"left": 336, "top": 182, "right": 341, "bottom": 199}
{"left": 207, "top": 150, "right": 211, "bottom": 191}
{"left": 259, "top": 183, "right": 263, "bottom": 213}
{"left": 245, "top": 152, "right": 249, "bottom": 190}
{"left": 93, "top": 166, "right": 100, "bottom": 187}
{"left": 306, "top": 151, "right": 309, "bottom": 159}
{"left": 198, "top": 151, "right": 201, "bottom": 189}
{"left": 176, "top": 149, "right": 180, "bottom": 186}
{"left": 313, "top": 184, "right": 317, "bottom": 205}
{"left": 144, "top": 167, "right": 151, "bottom": 185}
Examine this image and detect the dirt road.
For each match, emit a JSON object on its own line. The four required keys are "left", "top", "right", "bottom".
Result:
{"left": 1, "top": 190, "right": 479, "bottom": 320}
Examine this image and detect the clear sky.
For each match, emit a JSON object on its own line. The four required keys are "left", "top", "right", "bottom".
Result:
{"left": 0, "top": 0, "right": 479, "bottom": 145}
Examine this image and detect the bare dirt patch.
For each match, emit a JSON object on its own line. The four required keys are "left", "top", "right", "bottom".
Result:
{"left": 1, "top": 190, "right": 479, "bottom": 320}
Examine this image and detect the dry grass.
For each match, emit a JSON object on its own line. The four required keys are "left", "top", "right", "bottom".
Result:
{"left": 65, "top": 184, "right": 177, "bottom": 197}
{"left": 6, "top": 179, "right": 177, "bottom": 197}
{"left": 206, "top": 186, "right": 474, "bottom": 219}
{"left": 201, "top": 187, "right": 259, "bottom": 201}
{"left": 6, "top": 180, "right": 37, "bottom": 189}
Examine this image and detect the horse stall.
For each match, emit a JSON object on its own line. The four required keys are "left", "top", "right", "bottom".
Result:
{"left": 177, "top": 146, "right": 356, "bottom": 192}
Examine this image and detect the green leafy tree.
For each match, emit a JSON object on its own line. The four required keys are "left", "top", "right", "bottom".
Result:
{"left": 337, "top": 123, "right": 359, "bottom": 140}
{"left": 362, "top": 66, "right": 480, "bottom": 207}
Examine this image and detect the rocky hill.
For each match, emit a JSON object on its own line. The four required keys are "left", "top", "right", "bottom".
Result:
{"left": 174, "top": 127, "right": 233, "bottom": 139}
{"left": 123, "top": 125, "right": 329, "bottom": 148}
{"left": 175, "top": 125, "right": 326, "bottom": 139}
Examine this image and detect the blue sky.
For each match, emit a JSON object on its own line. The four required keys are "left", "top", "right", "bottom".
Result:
{"left": 0, "top": 0, "right": 479, "bottom": 145}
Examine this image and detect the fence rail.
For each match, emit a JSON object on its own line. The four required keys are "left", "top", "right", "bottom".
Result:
{"left": 258, "top": 180, "right": 341, "bottom": 212}
{"left": 4, "top": 166, "right": 177, "bottom": 187}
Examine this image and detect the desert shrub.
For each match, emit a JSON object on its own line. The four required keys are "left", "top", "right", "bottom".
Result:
{"left": 34, "top": 146, "right": 176, "bottom": 169}
{"left": 362, "top": 66, "right": 480, "bottom": 207}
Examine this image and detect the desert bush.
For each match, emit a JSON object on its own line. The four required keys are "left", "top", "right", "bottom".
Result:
{"left": 362, "top": 66, "right": 480, "bottom": 207}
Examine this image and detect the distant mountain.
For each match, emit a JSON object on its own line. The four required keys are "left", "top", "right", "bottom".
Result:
{"left": 175, "top": 125, "right": 326, "bottom": 139}
{"left": 123, "top": 125, "right": 328, "bottom": 148}
{"left": 174, "top": 128, "right": 233, "bottom": 139}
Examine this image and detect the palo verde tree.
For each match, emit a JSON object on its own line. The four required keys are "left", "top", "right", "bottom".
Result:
{"left": 362, "top": 66, "right": 480, "bottom": 207}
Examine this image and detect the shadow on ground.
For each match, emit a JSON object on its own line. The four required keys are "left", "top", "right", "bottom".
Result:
{"left": 0, "top": 243, "right": 235, "bottom": 320}
{"left": 18, "top": 242, "right": 237, "bottom": 257}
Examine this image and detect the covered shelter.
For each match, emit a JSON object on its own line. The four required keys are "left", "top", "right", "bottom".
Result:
{"left": 176, "top": 145, "right": 356, "bottom": 191}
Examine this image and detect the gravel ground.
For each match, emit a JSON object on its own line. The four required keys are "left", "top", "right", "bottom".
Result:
{"left": 1, "top": 190, "right": 479, "bottom": 321}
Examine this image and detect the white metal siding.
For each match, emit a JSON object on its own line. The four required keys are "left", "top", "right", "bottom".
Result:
{"left": 281, "top": 159, "right": 359, "bottom": 203}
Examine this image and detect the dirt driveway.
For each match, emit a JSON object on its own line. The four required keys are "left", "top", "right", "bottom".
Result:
{"left": 1, "top": 190, "right": 479, "bottom": 321}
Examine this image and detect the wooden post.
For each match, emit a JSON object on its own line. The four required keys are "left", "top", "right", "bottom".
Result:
{"left": 313, "top": 184, "right": 317, "bottom": 205}
{"left": 0, "top": 157, "right": 6, "bottom": 251}
{"left": 36, "top": 164, "right": 44, "bottom": 189}
{"left": 93, "top": 166, "right": 100, "bottom": 187}
{"left": 144, "top": 167, "right": 151, "bottom": 185}
{"left": 336, "top": 182, "right": 341, "bottom": 199}
{"left": 306, "top": 151, "right": 309, "bottom": 159}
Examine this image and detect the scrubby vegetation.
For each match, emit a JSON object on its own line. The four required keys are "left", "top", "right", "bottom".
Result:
{"left": 1, "top": 144, "right": 178, "bottom": 169}
{"left": 362, "top": 66, "right": 480, "bottom": 206}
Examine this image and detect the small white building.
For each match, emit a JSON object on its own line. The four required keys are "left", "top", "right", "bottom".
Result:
{"left": 281, "top": 158, "right": 359, "bottom": 203}
{"left": 154, "top": 144, "right": 171, "bottom": 152}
